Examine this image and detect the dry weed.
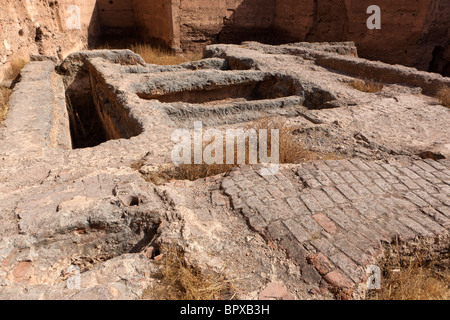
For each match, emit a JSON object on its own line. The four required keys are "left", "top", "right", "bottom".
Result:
{"left": 98, "top": 41, "right": 196, "bottom": 65}
{"left": 142, "top": 245, "right": 234, "bottom": 300}
{"left": 134, "top": 117, "right": 341, "bottom": 184}
{"left": 5, "top": 58, "right": 27, "bottom": 81}
{"left": 437, "top": 87, "right": 450, "bottom": 108}
{"left": 350, "top": 79, "right": 383, "bottom": 93}
{"left": 369, "top": 243, "right": 449, "bottom": 300}
{"left": 0, "top": 87, "right": 12, "bottom": 123}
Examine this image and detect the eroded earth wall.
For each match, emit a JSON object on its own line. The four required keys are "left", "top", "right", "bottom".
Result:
{"left": 274, "top": 0, "right": 450, "bottom": 75}
{"left": 176, "top": 0, "right": 277, "bottom": 52}
{"left": 133, "top": 0, "right": 176, "bottom": 49}
{"left": 0, "top": 0, "right": 100, "bottom": 80}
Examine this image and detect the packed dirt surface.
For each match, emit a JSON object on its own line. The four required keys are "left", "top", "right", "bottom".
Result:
{"left": 0, "top": 41, "right": 449, "bottom": 300}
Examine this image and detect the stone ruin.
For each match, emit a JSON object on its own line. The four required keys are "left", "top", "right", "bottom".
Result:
{"left": 0, "top": 0, "right": 449, "bottom": 301}
{"left": 0, "top": 0, "right": 449, "bottom": 78}
{"left": 0, "top": 40, "right": 449, "bottom": 300}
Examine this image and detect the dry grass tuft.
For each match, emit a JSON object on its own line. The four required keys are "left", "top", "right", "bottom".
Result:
{"left": 5, "top": 58, "right": 27, "bottom": 81}
{"left": 97, "top": 41, "right": 201, "bottom": 65}
{"left": 0, "top": 87, "right": 12, "bottom": 123}
{"left": 143, "top": 245, "right": 234, "bottom": 300}
{"left": 437, "top": 87, "right": 450, "bottom": 108}
{"left": 129, "top": 43, "right": 188, "bottom": 65}
{"left": 350, "top": 79, "right": 383, "bottom": 93}
{"left": 370, "top": 243, "right": 449, "bottom": 300}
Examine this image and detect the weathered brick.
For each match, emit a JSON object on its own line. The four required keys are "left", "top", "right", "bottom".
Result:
{"left": 272, "top": 198, "right": 296, "bottom": 219}
{"left": 307, "top": 252, "right": 335, "bottom": 276}
{"left": 350, "top": 183, "right": 373, "bottom": 198}
{"left": 303, "top": 178, "right": 322, "bottom": 189}
{"left": 246, "top": 195, "right": 264, "bottom": 209}
{"left": 364, "top": 170, "right": 382, "bottom": 180}
{"left": 365, "top": 184, "right": 385, "bottom": 196}
{"left": 324, "top": 160, "right": 341, "bottom": 168}
{"left": 421, "top": 207, "right": 450, "bottom": 229}
{"left": 299, "top": 192, "right": 323, "bottom": 212}
{"left": 437, "top": 206, "right": 450, "bottom": 218}
{"left": 267, "top": 220, "right": 290, "bottom": 239}
{"left": 377, "top": 171, "right": 399, "bottom": 184}
{"left": 313, "top": 161, "right": 331, "bottom": 172}
{"left": 413, "top": 160, "right": 437, "bottom": 172}
{"left": 340, "top": 160, "right": 359, "bottom": 171}
{"left": 283, "top": 219, "right": 310, "bottom": 243}
{"left": 221, "top": 178, "right": 235, "bottom": 189}
{"left": 238, "top": 179, "right": 254, "bottom": 189}
{"left": 373, "top": 179, "right": 393, "bottom": 192}
{"left": 310, "top": 189, "right": 334, "bottom": 208}
{"left": 280, "top": 236, "right": 308, "bottom": 267}
{"left": 423, "top": 159, "right": 447, "bottom": 170}
{"left": 286, "top": 197, "right": 309, "bottom": 215}
{"left": 333, "top": 237, "right": 370, "bottom": 265}
{"left": 313, "top": 213, "right": 338, "bottom": 234}
{"left": 352, "top": 200, "right": 378, "bottom": 220}
{"left": 247, "top": 215, "right": 267, "bottom": 233}
{"left": 398, "top": 167, "right": 421, "bottom": 180}
{"left": 414, "top": 178, "right": 439, "bottom": 194}
{"left": 433, "top": 193, "right": 450, "bottom": 206}
{"left": 413, "top": 190, "right": 442, "bottom": 207}
{"left": 311, "top": 237, "right": 339, "bottom": 257}
{"left": 322, "top": 186, "right": 348, "bottom": 204}
{"left": 339, "top": 171, "right": 359, "bottom": 184}
{"left": 314, "top": 172, "right": 333, "bottom": 187}
{"left": 366, "top": 162, "right": 385, "bottom": 172}
{"left": 405, "top": 210, "right": 447, "bottom": 235}
{"left": 398, "top": 176, "right": 421, "bottom": 190}
{"left": 323, "top": 268, "right": 355, "bottom": 291}
{"left": 266, "top": 185, "right": 285, "bottom": 199}
{"left": 335, "top": 184, "right": 359, "bottom": 201}
{"left": 324, "top": 171, "right": 346, "bottom": 185}
{"left": 327, "top": 208, "right": 357, "bottom": 229}
{"left": 349, "top": 158, "right": 372, "bottom": 171}
{"left": 392, "top": 183, "right": 409, "bottom": 192}
{"left": 297, "top": 215, "right": 323, "bottom": 235}
{"left": 351, "top": 171, "right": 372, "bottom": 185}
{"left": 256, "top": 205, "right": 277, "bottom": 222}
{"left": 397, "top": 216, "right": 433, "bottom": 238}
{"left": 403, "top": 192, "right": 429, "bottom": 208}
{"left": 301, "top": 264, "right": 322, "bottom": 285}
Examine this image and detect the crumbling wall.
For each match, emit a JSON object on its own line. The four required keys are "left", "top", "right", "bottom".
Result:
{"left": 97, "top": 0, "right": 136, "bottom": 37}
{"left": 133, "top": 0, "right": 176, "bottom": 49}
{"left": 0, "top": 0, "right": 99, "bottom": 81}
{"left": 176, "top": 0, "right": 276, "bottom": 52}
{"left": 274, "top": 0, "right": 450, "bottom": 74}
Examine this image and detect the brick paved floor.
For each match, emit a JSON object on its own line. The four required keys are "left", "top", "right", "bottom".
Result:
{"left": 220, "top": 159, "right": 450, "bottom": 298}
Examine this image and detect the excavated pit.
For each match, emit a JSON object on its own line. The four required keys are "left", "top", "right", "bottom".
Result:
{"left": 137, "top": 74, "right": 298, "bottom": 105}
{"left": 63, "top": 60, "right": 143, "bottom": 149}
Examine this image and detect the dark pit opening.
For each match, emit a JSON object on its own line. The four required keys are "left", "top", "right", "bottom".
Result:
{"left": 64, "top": 64, "right": 143, "bottom": 149}
{"left": 66, "top": 90, "right": 108, "bottom": 149}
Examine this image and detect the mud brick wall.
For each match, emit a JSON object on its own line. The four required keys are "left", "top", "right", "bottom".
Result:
{"left": 177, "top": 0, "right": 277, "bottom": 52}
{"left": 97, "top": 0, "right": 136, "bottom": 37}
